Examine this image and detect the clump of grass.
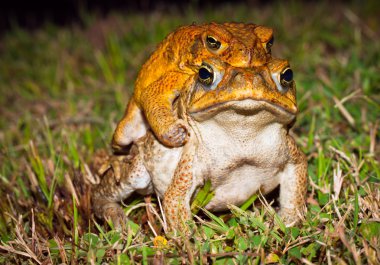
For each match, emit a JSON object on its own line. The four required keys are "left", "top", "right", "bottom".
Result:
{"left": 0, "top": 1, "right": 379, "bottom": 264}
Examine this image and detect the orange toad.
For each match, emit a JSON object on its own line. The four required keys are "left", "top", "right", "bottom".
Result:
{"left": 93, "top": 57, "right": 307, "bottom": 232}
{"left": 112, "top": 22, "right": 274, "bottom": 149}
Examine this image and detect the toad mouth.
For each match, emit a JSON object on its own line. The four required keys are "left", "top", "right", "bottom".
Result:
{"left": 189, "top": 98, "right": 297, "bottom": 123}
{"left": 189, "top": 97, "right": 297, "bottom": 116}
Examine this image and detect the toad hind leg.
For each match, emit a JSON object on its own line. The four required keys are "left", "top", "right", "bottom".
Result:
{"left": 278, "top": 136, "right": 308, "bottom": 226}
{"left": 138, "top": 72, "right": 191, "bottom": 148}
{"left": 163, "top": 142, "right": 201, "bottom": 233}
{"left": 92, "top": 151, "right": 152, "bottom": 230}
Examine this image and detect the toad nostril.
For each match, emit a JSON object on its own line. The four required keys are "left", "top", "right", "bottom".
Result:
{"left": 232, "top": 71, "right": 244, "bottom": 85}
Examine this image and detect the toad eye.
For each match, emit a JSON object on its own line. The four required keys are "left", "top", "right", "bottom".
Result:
{"left": 206, "top": 36, "right": 221, "bottom": 50}
{"left": 265, "top": 36, "right": 274, "bottom": 53}
{"left": 280, "top": 67, "right": 293, "bottom": 88}
{"left": 198, "top": 64, "right": 214, "bottom": 86}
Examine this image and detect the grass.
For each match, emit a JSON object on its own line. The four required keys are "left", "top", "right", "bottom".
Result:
{"left": 0, "top": 1, "right": 379, "bottom": 264}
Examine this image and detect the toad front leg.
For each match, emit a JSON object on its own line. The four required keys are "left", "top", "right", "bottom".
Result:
{"left": 139, "top": 72, "right": 192, "bottom": 148}
{"left": 278, "top": 136, "right": 308, "bottom": 225}
{"left": 92, "top": 148, "right": 153, "bottom": 230}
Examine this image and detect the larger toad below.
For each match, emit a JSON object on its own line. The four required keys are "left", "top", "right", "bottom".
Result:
{"left": 112, "top": 22, "right": 274, "bottom": 149}
{"left": 93, "top": 58, "right": 307, "bottom": 232}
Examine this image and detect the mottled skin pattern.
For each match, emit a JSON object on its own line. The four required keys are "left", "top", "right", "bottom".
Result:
{"left": 280, "top": 136, "right": 308, "bottom": 223}
{"left": 112, "top": 22, "right": 274, "bottom": 149}
{"left": 163, "top": 144, "right": 196, "bottom": 229}
{"left": 92, "top": 57, "right": 308, "bottom": 233}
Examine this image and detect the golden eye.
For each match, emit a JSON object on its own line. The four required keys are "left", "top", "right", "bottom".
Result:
{"left": 206, "top": 36, "right": 221, "bottom": 50}
{"left": 280, "top": 67, "right": 293, "bottom": 88}
{"left": 265, "top": 36, "right": 274, "bottom": 53}
{"left": 198, "top": 64, "right": 214, "bottom": 86}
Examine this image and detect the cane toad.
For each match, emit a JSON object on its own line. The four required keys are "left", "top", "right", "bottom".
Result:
{"left": 112, "top": 22, "right": 274, "bottom": 149}
{"left": 92, "top": 58, "right": 308, "bottom": 232}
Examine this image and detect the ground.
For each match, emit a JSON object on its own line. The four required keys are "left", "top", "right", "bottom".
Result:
{"left": 0, "top": 1, "right": 379, "bottom": 264}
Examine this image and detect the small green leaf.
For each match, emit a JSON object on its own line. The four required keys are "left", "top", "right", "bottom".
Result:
{"left": 226, "top": 228, "right": 235, "bottom": 240}
{"left": 290, "top": 227, "right": 300, "bottom": 239}
{"left": 96, "top": 248, "right": 106, "bottom": 258}
{"left": 237, "top": 237, "right": 248, "bottom": 251}
{"left": 227, "top": 218, "right": 238, "bottom": 227}
{"left": 48, "top": 239, "right": 59, "bottom": 254}
{"left": 110, "top": 232, "right": 121, "bottom": 244}
{"left": 265, "top": 253, "right": 280, "bottom": 263}
{"left": 317, "top": 191, "right": 329, "bottom": 205}
{"left": 289, "top": 247, "right": 302, "bottom": 259}
{"left": 224, "top": 246, "right": 234, "bottom": 252}
{"left": 319, "top": 213, "right": 330, "bottom": 222}
{"left": 201, "top": 241, "right": 210, "bottom": 254}
{"left": 142, "top": 246, "right": 148, "bottom": 265}
{"left": 202, "top": 225, "right": 215, "bottom": 239}
{"left": 141, "top": 247, "right": 156, "bottom": 256}
{"left": 251, "top": 235, "right": 261, "bottom": 247}
{"left": 127, "top": 220, "right": 140, "bottom": 235}
{"left": 359, "top": 221, "right": 380, "bottom": 239}
{"left": 301, "top": 243, "right": 319, "bottom": 260}
{"left": 83, "top": 233, "right": 99, "bottom": 248}
{"left": 309, "top": 204, "right": 321, "bottom": 214}
{"left": 118, "top": 253, "right": 130, "bottom": 265}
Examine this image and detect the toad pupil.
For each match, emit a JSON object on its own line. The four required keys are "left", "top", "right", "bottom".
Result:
{"left": 199, "top": 66, "right": 213, "bottom": 85}
{"left": 206, "top": 36, "right": 221, "bottom": 49}
{"left": 281, "top": 68, "right": 293, "bottom": 83}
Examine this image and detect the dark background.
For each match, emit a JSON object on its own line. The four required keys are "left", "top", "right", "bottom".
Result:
{"left": 1, "top": 0, "right": 377, "bottom": 35}
{"left": 0, "top": 0, "right": 273, "bottom": 33}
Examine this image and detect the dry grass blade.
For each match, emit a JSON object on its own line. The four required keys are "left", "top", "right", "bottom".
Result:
{"left": 309, "top": 176, "right": 329, "bottom": 193}
{"left": 0, "top": 244, "right": 41, "bottom": 264}
{"left": 84, "top": 163, "right": 100, "bottom": 185}
{"left": 301, "top": 258, "right": 317, "bottom": 265}
{"left": 359, "top": 184, "right": 380, "bottom": 220}
{"left": 64, "top": 173, "right": 80, "bottom": 206}
{"left": 146, "top": 201, "right": 167, "bottom": 234}
{"left": 369, "top": 120, "right": 379, "bottom": 155}
{"left": 332, "top": 163, "right": 344, "bottom": 201}
{"left": 333, "top": 96, "right": 355, "bottom": 127}
{"left": 337, "top": 225, "right": 361, "bottom": 265}
{"left": 184, "top": 238, "right": 195, "bottom": 264}
{"left": 329, "top": 146, "right": 352, "bottom": 164}
{"left": 157, "top": 195, "right": 168, "bottom": 233}
{"left": 339, "top": 90, "right": 362, "bottom": 105}
{"left": 53, "top": 236, "right": 68, "bottom": 264}
{"left": 282, "top": 231, "right": 322, "bottom": 255}
{"left": 0, "top": 215, "right": 42, "bottom": 264}
{"left": 26, "top": 163, "right": 39, "bottom": 193}
{"left": 145, "top": 195, "right": 159, "bottom": 236}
